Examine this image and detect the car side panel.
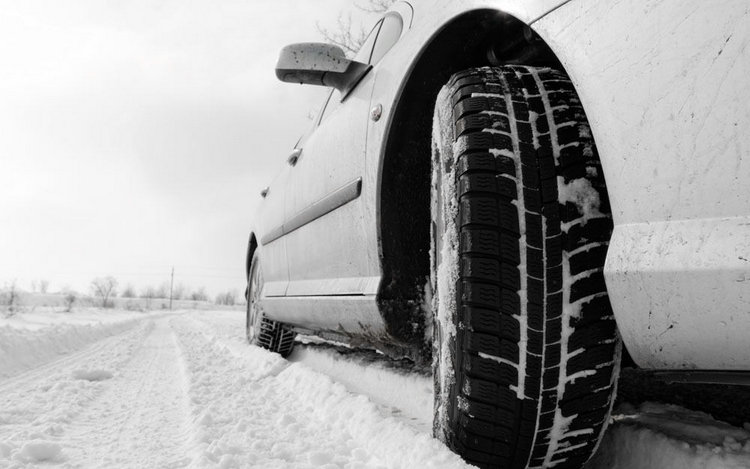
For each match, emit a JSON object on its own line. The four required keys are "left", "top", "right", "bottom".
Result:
{"left": 534, "top": 0, "right": 750, "bottom": 369}
{"left": 253, "top": 167, "right": 291, "bottom": 297}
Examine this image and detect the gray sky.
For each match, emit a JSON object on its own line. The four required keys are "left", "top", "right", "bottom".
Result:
{"left": 0, "top": 0, "right": 369, "bottom": 297}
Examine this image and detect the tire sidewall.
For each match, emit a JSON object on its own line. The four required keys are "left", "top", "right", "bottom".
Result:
{"left": 430, "top": 86, "right": 461, "bottom": 443}
{"left": 246, "top": 253, "right": 263, "bottom": 345}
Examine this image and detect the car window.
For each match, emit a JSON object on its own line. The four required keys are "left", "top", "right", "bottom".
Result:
{"left": 317, "top": 88, "right": 339, "bottom": 126}
{"left": 354, "top": 20, "right": 383, "bottom": 65}
{"left": 370, "top": 13, "right": 403, "bottom": 65}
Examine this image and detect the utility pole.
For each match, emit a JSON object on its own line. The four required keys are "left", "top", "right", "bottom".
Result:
{"left": 169, "top": 267, "right": 174, "bottom": 310}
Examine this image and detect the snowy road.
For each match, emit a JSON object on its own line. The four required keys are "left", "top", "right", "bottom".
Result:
{"left": 0, "top": 311, "right": 468, "bottom": 468}
{"left": 2, "top": 309, "right": 750, "bottom": 468}
{"left": 62, "top": 320, "right": 192, "bottom": 467}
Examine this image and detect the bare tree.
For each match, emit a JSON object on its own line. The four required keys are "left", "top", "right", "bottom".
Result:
{"left": 190, "top": 287, "right": 208, "bottom": 302}
{"left": 140, "top": 286, "right": 155, "bottom": 299}
{"left": 355, "top": 0, "right": 394, "bottom": 13}
{"left": 121, "top": 284, "right": 136, "bottom": 298}
{"left": 172, "top": 283, "right": 186, "bottom": 301}
{"left": 39, "top": 279, "right": 49, "bottom": 294}
{"left": 1, "top": 280, "right": 20, "bottom": 316}
{"left": 63, "top": 290, "right": 77, "bottom": 312}
{"left": 215, "top": 290, "right": 238, "bottom": 306}
{"left": 140, "top": 285, "right": 157, "bottom": 310}
{"left": 90, "top": 276, "right": 118, "bottom": 308}
{"left": 317, "top": 13, "right": 367, "bottom": 57}
{"left": 316, "top": 0, "right": 395, "bottom": 56}
{"left": 156, "top": 282, "right": 170, "bottom": 299}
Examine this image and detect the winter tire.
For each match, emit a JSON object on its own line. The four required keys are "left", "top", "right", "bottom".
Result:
{"left": 246, "top": 252, "right": 296, "bottom": 357}
{"left": 431, "top": 66, "right": 621, "bottom": 469}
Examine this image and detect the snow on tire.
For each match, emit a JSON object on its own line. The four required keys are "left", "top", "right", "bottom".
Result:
{"left": 431, "top": 66, "right": 621, "bottom": 469}
{"left": 246, "top": 252, "right": 296, "bottom": 358}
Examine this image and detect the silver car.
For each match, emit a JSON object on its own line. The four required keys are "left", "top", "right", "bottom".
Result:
{"left": 246, "top": 1, "right": 750, "bottom": 468}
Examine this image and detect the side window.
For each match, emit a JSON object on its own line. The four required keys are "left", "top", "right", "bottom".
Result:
{"left": 354, "top": 20, "right": 383, "bottom": 65}
{"left": 317, "top": 88, "right": 338, "bottom": 125}
{"left": 370, "top": 13, "right": 403, "bottom": 65}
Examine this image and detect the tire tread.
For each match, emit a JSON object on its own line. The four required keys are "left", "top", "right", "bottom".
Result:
{"left": 435, "top": 66, "right": 619, "bottom": 469}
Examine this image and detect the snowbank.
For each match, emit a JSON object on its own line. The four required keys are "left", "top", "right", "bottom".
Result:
{"left": 0, "top": 308, "right": 145, "bottom": 378}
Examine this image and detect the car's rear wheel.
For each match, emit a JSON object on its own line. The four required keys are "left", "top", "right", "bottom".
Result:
{"left": 246, "top": 252, "right": 295, "bottom": 357}
{"left": 431, "top": 66, "right": 620, "bottom": 469}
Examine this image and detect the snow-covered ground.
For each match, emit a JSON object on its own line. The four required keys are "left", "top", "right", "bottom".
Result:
{"left": 1, "top": 309, "right": 749, "bottom": 468}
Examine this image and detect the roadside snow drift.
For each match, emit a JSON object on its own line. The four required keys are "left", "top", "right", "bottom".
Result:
{"left": 0, "top": 308, "right": 143, "bottom": 379}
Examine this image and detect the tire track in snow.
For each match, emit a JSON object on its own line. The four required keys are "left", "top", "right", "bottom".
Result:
{"left": 0, "top": 319, "right": 147, "bottom": 395}
{"left": 171, "top": 315, "right": 471, "bottom": 468}
{"left": 62, "top": 318, "right": 193, "bottom": 468}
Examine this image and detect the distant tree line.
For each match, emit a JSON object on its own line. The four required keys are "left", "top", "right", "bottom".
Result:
{"left": 214, "top": 290, "right": 239, "bottom": 306}
{"left": 89, "top": 277, "right": 235, "bottom": 307}
{"left": 30, "top": 279, "right": 49, "bottom": 294}
{"left": 120, "top": 283, "right": 210, "bottom": 302}
{"left": 1, "top": 276, "right": 240, "bottom": 314}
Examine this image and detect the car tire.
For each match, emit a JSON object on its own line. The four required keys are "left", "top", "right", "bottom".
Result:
{"left": 431, "top": 66, "right": 620, "bottom": 469}
{"left": 246, "top": 252, "right": 295, "bottom": 357}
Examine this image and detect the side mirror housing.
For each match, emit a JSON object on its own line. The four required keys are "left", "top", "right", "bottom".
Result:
{"left": 275, "top": 43, "right": 371, "bottom": 97}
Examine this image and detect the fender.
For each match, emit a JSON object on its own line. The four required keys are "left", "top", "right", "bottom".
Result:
{"left": 370, "top": 3, "right": 566, "bottom": 356}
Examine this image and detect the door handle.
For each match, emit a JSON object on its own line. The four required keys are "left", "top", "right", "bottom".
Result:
{"left": 287, "top": 148, "right": 302, "bottom": 166}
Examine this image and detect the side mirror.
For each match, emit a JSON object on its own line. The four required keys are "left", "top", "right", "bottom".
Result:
{"left": 275, "top": 43, "right": 371, "bottom": 97}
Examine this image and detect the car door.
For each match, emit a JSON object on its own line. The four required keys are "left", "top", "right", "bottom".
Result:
{"left": 282, "top": 13, "right": 404, "bottom": 297}
{"left": 255, "top": 164, "right": 292, "bottom": 297}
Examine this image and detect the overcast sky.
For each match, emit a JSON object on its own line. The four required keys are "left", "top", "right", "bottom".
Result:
{"left": 0, "top": 0, "right": 372, "bottom": 297}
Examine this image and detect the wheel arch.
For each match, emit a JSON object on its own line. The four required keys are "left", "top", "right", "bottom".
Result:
{"left": 375, "top": 7, "right": 606, "bottom": 355}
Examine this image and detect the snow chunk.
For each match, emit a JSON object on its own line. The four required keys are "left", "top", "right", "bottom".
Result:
{"left": 588, "top": 402, "right": 750, "bottom": 469}
{"left": 308, "top": 451, "right": 333, "bottom": 465}
{"left": 18, "top": 440, "right": 62, "bottom": 462}
{"left": 557, "top": 176, "right": 603, "bottom": 223}
{"left": 72, "top": 369, "right": 113, "bottom": 382}
{"left": 613, "top": 402, "right": 750, "bottom": 446}
{"left": 198, "top": 412, "right": 214, "bottom": 426}
{"left": 0, "top": 441, "right": 12, "bottom": 458}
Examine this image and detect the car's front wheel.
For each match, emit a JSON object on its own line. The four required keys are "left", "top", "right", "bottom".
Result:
{"left": 431, "top": 66, "right": 620, "bottom": 469}
{"left": 246, "top": 252, "right": 295, "bottom": 357}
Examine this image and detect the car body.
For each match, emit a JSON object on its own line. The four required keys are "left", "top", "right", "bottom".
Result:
{"left": 250, "top": 0, "right": 750, "bottom": 372}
